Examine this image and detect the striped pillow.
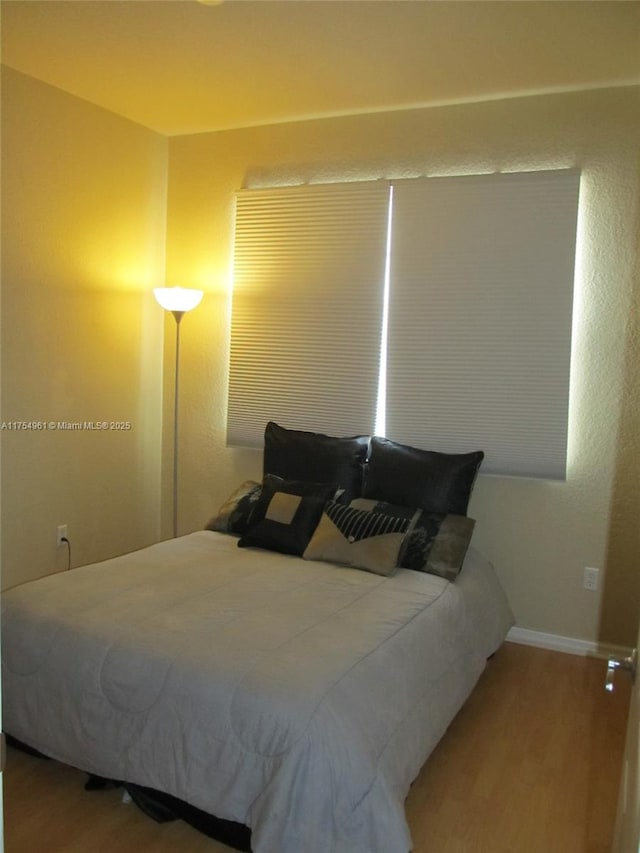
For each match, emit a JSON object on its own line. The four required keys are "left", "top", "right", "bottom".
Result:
{"left": 303, "top": 501, "right": 411, "bottom": 576}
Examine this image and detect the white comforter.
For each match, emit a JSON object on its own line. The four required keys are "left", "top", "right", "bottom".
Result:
{"left": 2, "top": 531, "right": 513, "bottom": 853}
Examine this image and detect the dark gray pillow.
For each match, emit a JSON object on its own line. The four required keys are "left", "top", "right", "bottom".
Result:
{"left": 263, "top": 421, "right": 369, "bottom": 503}
{"left": 238, "top": 474, "right": 337, "bottom": 556}
{"left": 362, "top": 436, "right": 483, "bottom": 516}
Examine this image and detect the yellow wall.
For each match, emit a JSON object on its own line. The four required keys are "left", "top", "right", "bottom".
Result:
{"left": 1, "top": 69, "right": 168, "bottom": 589}
{"left": 165, "top": 86, "right": 640, "bottom": 647}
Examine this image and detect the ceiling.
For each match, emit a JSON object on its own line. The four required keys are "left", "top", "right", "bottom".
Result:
{"left": 2, "top": 0, "right": 639, "bottom": 137}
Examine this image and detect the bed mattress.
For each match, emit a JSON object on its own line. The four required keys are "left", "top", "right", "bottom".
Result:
{"left": 2, "top": 530, "right": 513, "bottom": 852}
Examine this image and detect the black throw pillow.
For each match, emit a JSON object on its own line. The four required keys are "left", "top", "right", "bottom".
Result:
{"left": 238, "top": 474, "right": 337, "bottom": 556}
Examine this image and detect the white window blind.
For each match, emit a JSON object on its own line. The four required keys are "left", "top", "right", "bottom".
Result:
{"left": 386, "top": 170, "right": 580, "bottom": 478}
{"left": 227, "top": 181, "right": 390, "bottom": 447}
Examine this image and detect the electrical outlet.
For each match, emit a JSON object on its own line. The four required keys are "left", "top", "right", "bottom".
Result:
{"left": 583, "top": 566, "right": 599, "bottom": 591}
{"left": 57, "top": 524, "right": 68, "bottom": 547}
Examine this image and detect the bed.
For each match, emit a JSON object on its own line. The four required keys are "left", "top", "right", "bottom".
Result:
{"left": 1, "top": 423, "right": 514, "bottom": 853}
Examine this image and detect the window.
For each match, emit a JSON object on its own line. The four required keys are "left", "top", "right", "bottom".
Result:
{"left": 386, "top": 171, "right": 580, "bottom": 478}
{"left": 228, "top": 181, "right": 390, "bottom": 446}
{"left": 228, "top": 169, "right": 580, "bottom": 479}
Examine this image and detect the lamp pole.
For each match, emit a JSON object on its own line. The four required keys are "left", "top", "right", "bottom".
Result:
{"left": 171, "top": 310, "right": 184, "bottom": 539}
{"left": 154, "top": 288, "right": 203, "bottom": 538}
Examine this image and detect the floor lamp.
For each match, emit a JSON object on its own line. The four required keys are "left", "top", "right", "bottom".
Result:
{"left": 154, "top": 286, "right": 204, "bottom": 538}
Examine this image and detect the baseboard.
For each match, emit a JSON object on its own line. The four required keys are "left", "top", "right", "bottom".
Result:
{"left": 506, "top": 626, "right": 633, "bottom": 660}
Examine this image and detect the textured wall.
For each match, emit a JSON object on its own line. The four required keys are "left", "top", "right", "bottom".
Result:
{"left": 165, "top": 86, "right": 640, "bottom": 646}
{"left": 1, "top": 69, "right": 168, "bottom": 589}
{"left": 600, "top": 163, "right": 640, "bottom": 647}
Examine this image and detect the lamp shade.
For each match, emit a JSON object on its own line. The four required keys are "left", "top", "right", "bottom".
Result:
{"left": 154, "top": 287, "right": 204, "bottom": 313}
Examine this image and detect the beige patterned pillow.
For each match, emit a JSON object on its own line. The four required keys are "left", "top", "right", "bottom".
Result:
{"left": 205, "top": 480, "right": 262, "bottom": 535}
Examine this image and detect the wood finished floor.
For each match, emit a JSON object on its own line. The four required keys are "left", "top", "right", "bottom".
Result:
{"left": 3, "top": 642, "right": 630, "bottom": 853}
